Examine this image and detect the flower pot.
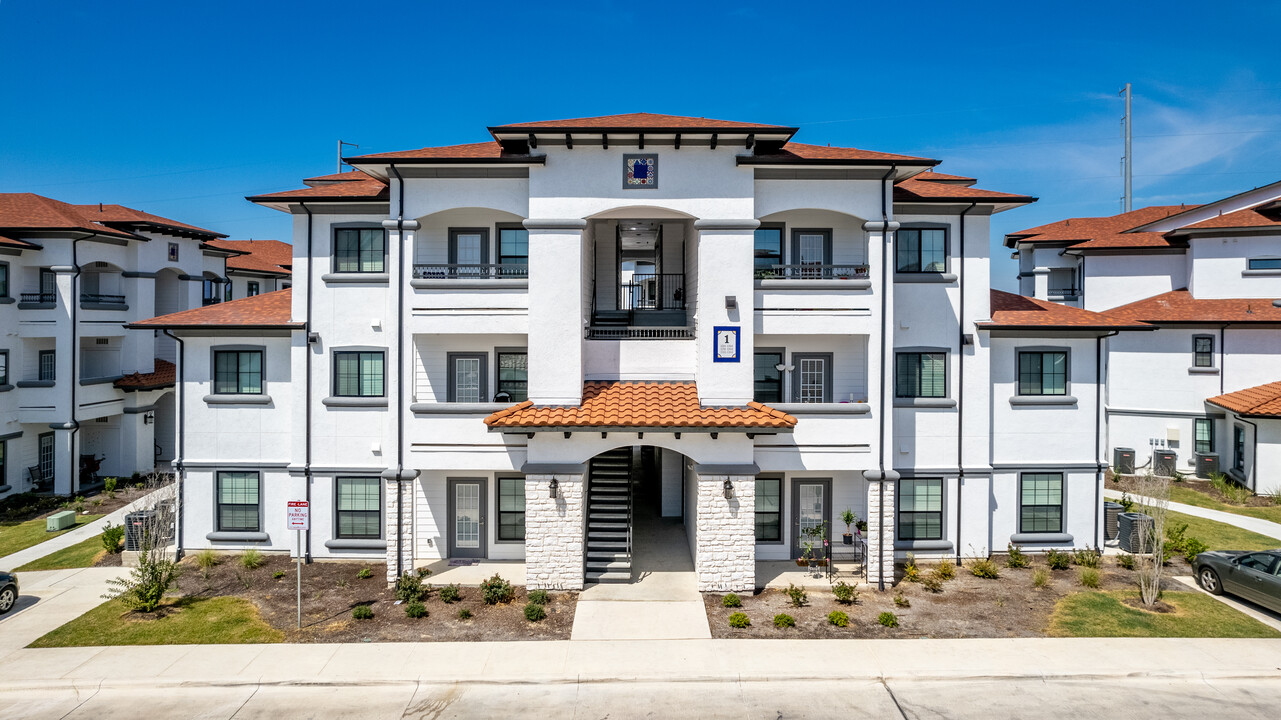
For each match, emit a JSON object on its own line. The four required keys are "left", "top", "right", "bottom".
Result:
{"left": 795, "top": 559, "right": 807, "bottom": 567}
{"left": 842, "top": 533, "right": 854, "bottom": 545}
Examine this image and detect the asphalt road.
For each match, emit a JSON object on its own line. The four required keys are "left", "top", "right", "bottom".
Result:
{"left": 2, "top": 676, "right": 1277, "bottom": 719}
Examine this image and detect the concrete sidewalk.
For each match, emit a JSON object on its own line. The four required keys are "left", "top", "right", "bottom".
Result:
{"left": 0, "top": 568, "right": 125, "bottom": 656}
{"left": 1103, "top": 489, "right": 1281, "bottom": 541}
{"left": 0, "top": 486, "right": 172, "bottom": 570}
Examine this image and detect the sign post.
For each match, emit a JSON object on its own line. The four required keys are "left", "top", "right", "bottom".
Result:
{"left": 286, "top": 500, "right": 310, "bottom": 629}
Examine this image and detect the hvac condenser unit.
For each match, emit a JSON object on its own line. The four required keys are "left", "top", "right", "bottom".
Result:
{"left": 1103, "top": 502, "right": 1123, "bottom": 542}
{"left": 1195, "top": 452, "right": 1220, "bottom": 479}
{"left": 1112, "top": 447, "right": 1135, "bottom": 475}
{"left": 1118, "top": 512, "right": 1154, "bottom": 554}
{"left": 1154, "top": 450, "right": 1178, "bottom": 477}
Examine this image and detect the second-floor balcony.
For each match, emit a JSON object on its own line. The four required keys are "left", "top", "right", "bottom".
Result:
{"left": 412, "top": 263, "right": 528, "bottom": 281}
{"left": 755, "top": 263, "right": 870, "bottom": 281}
{"left": 80, "top": 292, "right": 128, "bottom": 310}
{"left": 19, "top": 291, "right": 56, "bottom": 307}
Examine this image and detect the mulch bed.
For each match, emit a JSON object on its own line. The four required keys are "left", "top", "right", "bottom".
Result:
{"left": 706, "top": 555, "right": 1189, "bottom": 639}
{"left": 173, "top": 554, "right": 575, "bottom": 642}
{"left": 1111, "top": 473, "right": 1276, "bottom": 508}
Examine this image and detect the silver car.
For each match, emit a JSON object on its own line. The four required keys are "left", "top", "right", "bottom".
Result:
{"left": 1195, "top": 550, "right": 1281, "bottom": 613}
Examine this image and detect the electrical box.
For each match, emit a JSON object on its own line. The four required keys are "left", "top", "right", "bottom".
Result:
{"left": 46, "top": 510, "right": 76, "bottom": 532}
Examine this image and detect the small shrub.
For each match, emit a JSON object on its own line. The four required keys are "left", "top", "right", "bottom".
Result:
{"left": 194, "top": 548, "right": 218, "bottom": 569}
{"left": 101, "top": 523, "right": 125, "bottom": 553}
{"left": 968, "top": 557, "right": 1000, "bottom": 579}
{"left": 415, "top": 566, "right": 433, "bottom": 578}
{"left": 727, "top": 612, "right": 751, "bottom": 628}
{"left": 785, "top": 583, "right": 807, "bottom": 608}
{"left": 240, "top": 549, "right": 265, "bottom": 570}
{"left": 352, "top": 605, "right": 374, "bottom": 620}
{"left": 893, "top": 591, "right": 910, "bottom": 608}
{"left": 357, "top": 566, "right": 373, "bottom": 580}
{"left": 480, "top": 574, "right": 514, "bottom": 605}
{"left": 832, "top": 581, "right": 858, "bottom": 605}
{"left": 1045, "top": 549, "right": 1071, "bottom": 570}
{"left": 921, "top": 574, "right": 944, "bottom": 593}
{"left": 1182, "top": 537, "right": 1210, "bottom": 565}
{"left": 902, "top": 553, "right": 920, "bottom": 582}
{"left": 523, "top": 602, "right": 547, "bottom": 622}
{"left": 878, "top": 611, "right": 899, "bottom": 628}
{"left": 134, "top": 483, "right": 144, "bottom": 491}
{"left": 1209, "top": 472, "right": 1250, "bottom": 505}
{"left": 1072, "top": 547, "right": 1101, "bottom": 569}
{"left": 405, "top": 600, "right": 428, "bottom": 619}
{"left": 272, "top": 570, "right": 285, "bottom": 580}
{"left": 528, "top": 589, "right": 550, "bottom": 606}
{"left": 1006, "top": 544, "right": 1030, "bottom": 568}
{"left": 1117, "top": 553, "right": 1135, "bottom": 570}
{"left": 1032, "top": 567, "right": 1050, "bottom": 588}
{"left": 336, "top": 578, "right": 349, "bottom": 589}
{"left": 773, "top": 613, "right": 796, "bottom": 628}
{"left": 457, "top": 608, "right": 472, "bottom": 620}
{"left": 933, "top": 562, "right": 956, "bottom": 581}
{"left": 721, "top": 593, "right": 742, "bottom": 608}
{"left": 73, "top": 496, "right": 86, "bottom": 513}
{"left": 1118, "top": 491, "right": 1136, "bottom": 513}
{"left": 104, "top": 477, "right": 118, "bottom": 493}
{"left": 91, "top": 497, "right": 105, "bottom": 507}
{"left": 1172, "top": 470, "right": 1187, "bottom": 483}
{"left": 1079, "top": 567, "right": 1100, "bottom": 589}
{"left": 394, "top": 572, "right": 425, "bottom": 603}
{"left": 439, "top": 583, "right": 461, "bottom": 604}
{"left": 828, "top": 611, "right": 850, "bottom": 627}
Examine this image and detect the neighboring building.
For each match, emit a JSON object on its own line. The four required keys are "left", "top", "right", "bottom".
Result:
{"left": 1006, "top": 181, "right": 1281, "bottom": 493}
{"left": 0, "top": 193, "right": 233, "bottom": 497}
{"left": 140, "top": 112, "right": 1158, "bottom": 592}
{"left": 205, "top": 239, "right": 292, "bottom": 300}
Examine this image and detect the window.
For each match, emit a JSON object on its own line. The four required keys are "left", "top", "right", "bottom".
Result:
{"left": 39, "top": 349, "right": 56, "bottom": 382}
{"left": 217, "top": 472, "right": 260, "bottom": 532}
{"left": 792, "top": 353, "right": 831, "bottom": 403}
{"left": 201, "top": 278, "right": 221, "bottom": 306}
{"left": 1239, "top": 553, "right": 1278, "bottom": 574}
{"left": 449, "top": 228, "right": 489, "bottom": 277}
{"left": 791, "top": 229, "right": 831, "bottom": 277}
{"left": 1234, "top": 425, "right": 1246, "bottom": 472}
{"left": 1193, "top": 335, "right": 1215, "bottom": 368}
{"left": 334, "top": 228, "right": 386, "bottom": 273}
{"left": 898, "top": 478, "right": 943, "bottom": 541}
{"left": 755, "top": 477, "right": 782, "bottom": 541}
{"left": 1020, "top": 473, "right": 1064, "bottom": 534}
{"left": 497, "top": 225, "right": 528, "bottom": 273}
{"left": 246, "top": 281, "right": 260, "bottom": 297}
{"left": 0, "top": 350, "right": 7, "bottom": 385}
{"left": 213, "top": 350, "right": 263, "bottom": 394}
{"left": 333, "top": 351, "right": 385, "bottom": 397}
{"left": 497, "top": 477, "right": 525, "bottom": 541}
{"left": 224, "top": 281, "right": 232, "bottom": 302}
{"left": 448, "top": 353, "right": 487, "bottom": 403}
{"left": 1018, "top": 350, "right": 1068, "bottom": 396}
{"left": 1195, "top": 418, "right": 1214, "bottom": 455}
{"left": 1248, "top": 258, "right": 1281, "bottom": 270}
{"left": 754, "top": 224, "right": 783, "bottom": 275}
{"left": 896, "top": 352, "right": 946, "bottom": 398}
{"left": 0, "top": 262, "right": 8, "bottom": 298}
{"left": 897, "top": 228, "right": 947, "bottom": 273}
{"left": 38, "top": 433, "right": 54, "bottom": 484}
{"left": 496, "top": 350, "right": 527, "bottom": 402}
{"left": 39, "top": 268, "right": 55, "bottom": 298}
{"left": 336, "top": 477, "right": 380, "bottom": 539}
{"left": 754, "top": 351, "right": 783, "bottom": 403}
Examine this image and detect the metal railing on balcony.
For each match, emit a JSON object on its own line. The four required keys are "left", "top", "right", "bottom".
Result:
{"left": 619, "top": 273, "right": 685, "bottom": 310}
{"left": 20, "top": 292, "right": 55, "bottom": 304}
{"left": 585, "top": 326, "right": 695, "bottom": 340}
{"left": 81, "top": 293, "right": 126, "bottom": 305}
{"left": 755, "top": 264, "right": 869, "bottom": 280}
{"left": 1048, "top": 287, "right": 1080, "bottom": 299}
{"left": 412, "top": 263, "right": 529, "bottom": 280}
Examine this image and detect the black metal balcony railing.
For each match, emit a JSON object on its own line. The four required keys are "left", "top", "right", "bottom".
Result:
{"left": 755, "top": 264, "right": 870, "bottom": 280}
{"left": 81, "top": 293, "right": 126, "bottom": 305}
{"left": 586, "top": 326, "right": 695, "bottom": 340}
{"left": 413, "top": 263, "right": 529, "bottom": 280}
{"left": 202, "top": 297, "right": 222, "bottom": 306}
{"left": 20, "top": 292, "right": 55, "bottom": 304}
{"left": 619, "top": 273, "right": 685, "bottom": 310}
{"left": 1048, "top": 287, "right": 1080, "bottom": 298}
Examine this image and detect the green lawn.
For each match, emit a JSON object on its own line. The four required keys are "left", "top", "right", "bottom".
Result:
{"left": 29, "top": 596, "right": 284, "bottom": 647}
{"left": 1049, "top": 590, "right": 1281, "bottom": 638}
{"left": 1168, "top": 485, "right": 1281, "bottom": 525}
{"left": 0, "top": 514, "right": 104, "bottom": 558}
{"left": 1168, "top": 510, "right": 1280, "bottom": 552}
{"left": 15, "top": 534, "right": 109, "bottom": 571}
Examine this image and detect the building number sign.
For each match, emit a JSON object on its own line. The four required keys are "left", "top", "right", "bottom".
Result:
{"left": 713, "top": 326, "right": 740, "bottom": 363}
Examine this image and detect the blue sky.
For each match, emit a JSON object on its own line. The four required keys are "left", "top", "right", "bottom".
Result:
{"left": 2, "top": 1, "right": 1279, "bottom": 288}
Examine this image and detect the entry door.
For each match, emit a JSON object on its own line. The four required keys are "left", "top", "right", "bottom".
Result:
{"left": 448, "top": 478, "right": 486, "bottom": 559}
{"left": 38, "top": 433, "right": 54, "bottom": 484}
{"left": 792, "top": 231, "right": 830, "bottom": 278}
{"left": 791, "top": 479, "right": 831, "bottom": 559}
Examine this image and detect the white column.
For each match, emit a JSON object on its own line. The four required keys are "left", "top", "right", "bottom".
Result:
{"left": 524, "top": 473, "right": 585, "bottom": 590}
{"left": 693, "top": 220, "right": 757, "bottom": 406}
{"left": 525, "top": 220, "right": 585, "bottom": 405}
{"left": 694, "top": 472, "right": 755, "bottom": 592}
{"left": 1031, "top": 267, "right": 1051, "bottom": 300}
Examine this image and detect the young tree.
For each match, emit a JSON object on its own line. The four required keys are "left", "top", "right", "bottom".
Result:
{"left": 103, "top": 475, "right": 180, "bottom": 612}
{"left": 1134, "top": 472, "right": 1170, "bottom": 607}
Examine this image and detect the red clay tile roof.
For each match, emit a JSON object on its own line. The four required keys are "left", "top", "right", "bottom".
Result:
{"left": 72, "top": 204, "right": 224, "bottom": 238}
{"left": 1181, "top": 204, "right": 1281, "bottom": 231}
{"left": 346, "top": 141, "right": 512, "bottom": 162}
{"left": 744, "top": 141, "right": 936, "bottom": 165}
{"left": 0, "top": 193, "right": 139, "bottom": 240}
{"left": 1005, "top": 205, "right": 1198, "bottom": 249}
{"left": 484, "top": 382, "right": 798, "bottom": 431}
{"left": 128, "top": 288, "right": 301, "bottom": 329}
{"left": 302, "top": 169, "right": 380, "bottom": 184}
{"left": 1106, "top": 289, "right": 1281, "bottom": 324}
{"left": 980, "top": 290, "right": 1151, "bottom": 330}
{"left": 489, "top": 113, "right": 795, "bottom": 132}
{"left": 894, "top": 178, "right": 1036, "bottom": 204}
{"left": 0, "top": 233, "right": 39, "bottom": 249}
{"left": 247, "top": 179, "right": 390, "bottom": 202}
{"left": 1207, "top": 381, "right": 1281, "bottom": 418}
{"left": 906, "top": 171, "right": 978, "bottom": 185}
{"left": 205, "top": 239, "right": 292, "bottom": 276}
{"left": 114, "top": 359, "right": 176, "bottom": 391}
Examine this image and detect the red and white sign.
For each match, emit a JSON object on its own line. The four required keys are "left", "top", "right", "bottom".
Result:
{"left": 286, "top": 500, "right": 310, "bottom": 531}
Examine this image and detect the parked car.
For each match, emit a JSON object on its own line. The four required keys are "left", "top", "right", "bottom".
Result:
{"left": 1195, "top": 550, "right": 1281, "bottom": 613}
{"left": 0, "top": 572, "right": 18, "bottom": 615}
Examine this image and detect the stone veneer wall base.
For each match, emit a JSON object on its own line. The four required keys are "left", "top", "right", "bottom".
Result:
{"left": 524, "top": 474, "right": 585, "bottom": 590}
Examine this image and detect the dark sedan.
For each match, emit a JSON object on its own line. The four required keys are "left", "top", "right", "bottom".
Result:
{"left": 0, "top": 572, "right": 17, "bottom": 615}
{"left": 1195, "top": 550, "right": 1281, "bottom": 613}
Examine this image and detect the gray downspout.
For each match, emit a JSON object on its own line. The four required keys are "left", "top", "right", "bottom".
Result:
{"left": 388, "top": 165, "right": 409, "bottom": 579}
{"left": 1219, "top": 324, "right": 1227, "bottom": 396}
{"left": 62, "top": 238, "right": 87, "bottom": 494}
{"left": 1095, "top": 330, "right": 1118, "bottom": 548}
{"left": 955, "top": 203, "right": 974, "bottom": 565}
{"left": 1239, "top": 415, "right": 1259, "bottom": 492}
{"left": 869, "top": 165, "right": 897, "bottom": 591}
{"left": 163, "top": 329, "right": 185, "bottom": 557}
{"left": 302, "top": 204, "right": 314, "bottom": 562}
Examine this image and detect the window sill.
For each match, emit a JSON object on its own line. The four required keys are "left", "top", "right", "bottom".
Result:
{"left": 17, "top": 380, "right": 55, "bottom": 388}
{"left": 1188, "top": 366, "right": 1220, "bottom": 375}
{"left": 1010, "top": 532, "right": 1074, "bottom": 544}
{"left": 770, "top": 402, "right": 870, "bottom": 414}
{"left": 203, "top": 394, "right": 272, "bottom": 405}
{"left": 321, "top": 272, "right": 389, "bottom": 285}
{"left": 1009, "top": 395, "right": 1077, "bottom": 406}
{"left": 17, "top": 302, "right": 56, "bottom": 310}
{"left": 410, "top": 402, "right": 513, "bottom": 414}
{"left": 1242, "top": 269, "right": 1281, "bottom": 277}
{"left": 410, "top": 278, "right": 528, "bottom": 290}
{"left": 322, "top": 396, "right": 389, "bottom": 408}
{"left": 893, "top": 398, "right": 957, "bottom": 409}
{"left": 323, "top": 538, "right": 387, "bottom": 551}
{"left": 206, "top": 531, "right": 269, "bottom": 542}
{"left": 0, "top": 384, "right": 12, "bottom": 393}
{"left": 80, "top": 303, "right": 129, "bottom": 312}
{"left": 0, "top": 297, "right": 14, "bottom": 305}
{"left": 754, "top": 278, "right": 872, "bottom": 290}
{"left": 0, "top": 485, "right": 10, "bottom": 494}
{"left": 894, "top": 273, "right": 957, "bottom": 284}
{"left": 894, "top": 540, "right": 954, "bottom": 552}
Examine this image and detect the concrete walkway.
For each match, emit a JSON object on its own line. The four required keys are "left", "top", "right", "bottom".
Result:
{"left": 1104, "top": 489, "right": 1281, "bottom": 541}
{"left": 0, "top": 568, "right": 126, "bottom": 656}
{"left": 0, "top": 486, "right": 171, "bottom": 570}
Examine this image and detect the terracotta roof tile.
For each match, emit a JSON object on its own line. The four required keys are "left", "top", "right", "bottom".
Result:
{"left": 246, "top": 179, "right": 389, "bottom": 202}
{"left": 489, "top": 113, "right": 794, "bottom": 131}
{"left": 114, "top": 359, "right": 176, "bottom": 391}
{"left": 346, "top": 141, "right": 513, "bottom": 162}
{"left": 302, "top": 169, "right": 379, "bottom": 184}
{"left": 1006, "top": 205, "right": 1197, "bottom": 249}
{"left": 72, "top": 204, "right": 224, "bottom": 238}
{"left": 1207, "top": 381, "right": 1281, "bottom": 418}
{"left": 752, "top": 141, "right": 936, "bottom": 164}
{"left": 905, "top": 171, "right": 978, "bottom": 185}
{"left": 1105, "top": 289, "right": 1281, "bottom": 324}
{"left": 894, "top": 178, "right": 1036, "bottom": 204}
{"left": 980, "top": 290, "right": 1150, "bottom": 330}
{"left": 1182, "top": 204, "right": 1281, "bottom": 231}
{"left": 484, "top": 382, "right": 798, "bottom": 431}
{"left": 205, "top": 239, "right": 292, "bottom": 276}
{"left": 128, "top": 288, "right": 300, "bottom": 329}
{"left": 0, "top": 233, "right": 39, "bottom": 249}
{"left": 0, "top": 193, "right": 139, "bottom": 239}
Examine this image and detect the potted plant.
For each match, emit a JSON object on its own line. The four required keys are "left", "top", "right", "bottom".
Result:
{"left": 841, "top": 509, "right": 857, "bottom": 545}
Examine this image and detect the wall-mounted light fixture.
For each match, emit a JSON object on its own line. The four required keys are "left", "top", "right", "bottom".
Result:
{"left": 142, "top": 411, "right": 155, "bottom": 425}
{"left": 962, "top": 333, "right": 974, "bottom": 346}
{"left": 549, "top": 477, "right": 559, "bottom": 500}
{"left": 722, "top": 478, "right": 734, "bottom": 500}
{"left": 724, "top": 295, "right": 737, "bottom": 310}
{"left": 775, "top": 363, "right": 794, "bottom": 373}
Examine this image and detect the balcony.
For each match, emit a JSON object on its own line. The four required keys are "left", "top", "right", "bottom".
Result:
{"left": 80, "top": 292, "right": 128, "bottom": 311}
{"left": 19, "top": 292, "right": 56, "bottom": 309}
{"left": 413, "top": 263, "right": 528, "bottom": 280}
{"left": 755, "top": 264, "right": 870, "bottom": 283}
{"left": 589, "top": 273, "right": 690, "bottom": 340}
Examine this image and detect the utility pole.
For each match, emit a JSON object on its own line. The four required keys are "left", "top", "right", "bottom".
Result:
{"left": 337, "top": 140, "right": 359, "bottom": 174}
{"left": 1119, "top": 83, "right": 1132, "bottom": 213}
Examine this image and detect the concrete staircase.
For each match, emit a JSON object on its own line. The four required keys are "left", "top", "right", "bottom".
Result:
{"left": 585, "top": 447, "right": 633, "bottom": 583}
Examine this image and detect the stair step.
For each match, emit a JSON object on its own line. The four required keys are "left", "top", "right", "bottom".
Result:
{"left": 590, "top": 505, "right": 628, "bottom": 513}
{"left": 588, "top": 531, "right": 628, "bottom": 539}
{"left": 586, "top": 560, "right": 632, "bottom": 572}
{"left": 589, "top": 522, "right": 628, "bottom": 531}
{"left": 587, "top": 551, "right": 630, "bottom": 560}
{"left": 589, "top": 513, "right": 628, "bottom": 521}
{"left": 588, "top": 543, "right": 628, "bottom": 552}
{"left": 586, "top": 570, "right": 632, "bottom": 583}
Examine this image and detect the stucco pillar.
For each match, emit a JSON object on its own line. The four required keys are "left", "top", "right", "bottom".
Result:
{"left": 119, "top": 405, "right": 154, "bottom": 475}
{"left": 382, "top": 471, "right": 418, "bottom": 584}
{"left": 524, "top": 473, "right": 585, "bottom": 590}
{"left": 694, "top": 473, "right": 755, "bottom": 592}
{"left": 50, "top": 425, "right": 77, "bottom": 496}
{"left": 525, "top": 220, "right": 585, "bottom": 405}
{"left": 693, "top": 220, "right": 757, "bottom": 406}
{"left": 863, "top": 470, "right": 899, "bottom": 589}
{"left": 1031, "top": 267, "right": 1051, "bottom": 300}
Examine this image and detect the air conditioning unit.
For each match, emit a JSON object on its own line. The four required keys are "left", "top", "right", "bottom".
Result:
{"left": 1112, "top": 447, "right": 1135, "bottom": 475}
{"left": 1154, "top": 450, "right": 1177, "bottom": 477}
{"left": 1118, "top": 512, "right": 1154, "bottom": 553}
{"left": 1103, "top": 502, "right": 1123, "bottom": 542}
{"left": 1195, "top": 452, "right": 1220, "bottom": 479}
{"left": 124, "top": 510, "right": 154, "bottom": 551}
